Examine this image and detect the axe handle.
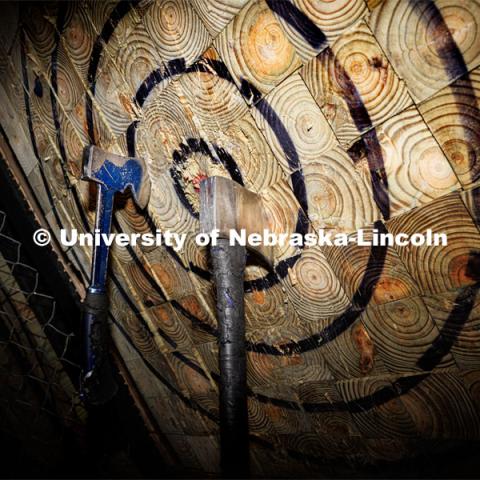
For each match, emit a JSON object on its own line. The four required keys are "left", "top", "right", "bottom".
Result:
{"left": 80, "top": 289, "right": 118, "bottom": 405}
{"left": 211, "top": 239, "right": 249, "bottom": 477}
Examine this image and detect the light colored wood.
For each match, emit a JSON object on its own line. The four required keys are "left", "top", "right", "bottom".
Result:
{"left": 60, "top": 5, "right": 96, "bottom": 81}
{"left": 213, "top": 0, "right": 302, "bottom": 103}
{"left": 193, "top": 0, "right": 248, "bottom": 38}
{"left": 281, "top": 346, "right": 334, "bottom": 384}
{"left": 302, "top": 146, "right": 381, "bottom": 234}
{"left": 215, "top": 111, "right": 286, "bottom": 192}
{"left": 316, "top": 317, "right": 390, "bottom": 379}
{"left": 387, "top": 193, "right": 480, "bottom": 294}
{"left": 351, "top": 106, "right": 459, "bottom": 217}
{"left": 84, "top": 1, "right": 119, "bottom": 35}
{"left": 280, "top": 245, "right": 351, "bottom": 322}
{"left": 251, "top": 73, "right": 337, "bottom": 174}
{"left": 261, "top": 178, "right": 306, "bottom": 262}
{"left": 143, "top": 249, "right": 197, "bottom": 301}
{"left": 301, "top": 22, "right": 412, "bottom": 147}
{"left": 174, "top": 292, "right": 218, "bottom": 346}
{"left": 143, "top": 0, "right": 211, "bottom": 68}
{"left": 21, "top": 3, "right": 57, "bottom": 71}
{"left": 178, "top": 47, "right": 249, "bottom": 131}
{"left": 102, "top": 20, "right": 163, "bottom": 96}
{"left": 176, "top": 47, "right": 286, "bottom": 193}
{"left": 418, "top": 66, "right": 480, "bottom": 187}
{"left": 272, "top": 0, "right": 368, "bottom": 62}
{"left": 191, "top": 0, "right": 249, "bottom": 37}
{"left": 90, "top": 59, "right": 137, "bottom": 139}
{"left": 323, "top": 225, "right": 421, "bottom": 308}
{"left": 424, "top": 291, "right": 480, "bottom": 369}
{"left": 369, "top": 0, "right": 480, "bottom": 103}
{"left": 244, "top": 282, "right": 292, "bottom": 331}
{"left": 362, "top": 296, "right": 456, "bottom": 374}
{"left": 5, "top": 0, "right": 480, "bottom": 473}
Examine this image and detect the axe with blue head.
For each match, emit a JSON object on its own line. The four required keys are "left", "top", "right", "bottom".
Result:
{"left": 80, "top": 145, "right": 150, "bottom": 405}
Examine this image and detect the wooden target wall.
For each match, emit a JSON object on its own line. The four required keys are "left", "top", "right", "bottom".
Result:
{"left": 1, "top": 0, "right": 480, "bottom": 475}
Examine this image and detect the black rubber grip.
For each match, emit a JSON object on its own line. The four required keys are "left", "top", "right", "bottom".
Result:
{"left": 80, "top": 290, "right": 118, "bottom": 405}
{"left": 211, "top": 239, "right": 249, "bottom": 478}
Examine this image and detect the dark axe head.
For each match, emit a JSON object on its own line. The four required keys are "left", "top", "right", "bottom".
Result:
{"left": 82, "top": 145, "right": 151, "bottom": 208}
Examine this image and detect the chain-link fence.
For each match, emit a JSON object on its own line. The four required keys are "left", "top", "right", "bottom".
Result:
{"left": 0, "top": 208, "right": 87, "bottom": 475}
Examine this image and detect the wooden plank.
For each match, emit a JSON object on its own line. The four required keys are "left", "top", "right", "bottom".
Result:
{"left": 176, "top": 47, "right": 287, "bottom": 193}
{"left": 336, "top": 376, "right": 418, "bottom": 438}
{"left": 143, "top": 0, "right": 211, "bottom": 68}
{"left": 59, "top": 4, "right": 97, "bottom": 81}
{"left": 418, "top": 66, "right": 480, "bottom": 187}
{"left": 387, "top": 193, "right": 480, "bottom": 295}
{"left": 165, "top": 352, "right": 218, "bottom": 432}
{"left": 245, "top": 281, "right": 294, "bottom": 332}
{"left": 174, "top": 293, "right": 218, "bottom": 346}
{"left": 278, "top": 347, "right": 334, "bottom": 384}
{"left": 313, "top": 316, "right": 390, "bottom": 380}
{"left": 348, "top": 106, "right": 459, "bottom": 218}
{"left": 301, "top": 21, "right": 412, "bottom": 148}
{"left": 251, "top": 72, "right": 337, "bottom": 174}
{"left": 21, "top": 3, "right": 58, "bottom": 72}
{"left": 461, "top": 185, "right": 480, "bottom": 227}
{"left": 191, "top": 0, "right": 249, "bottom": 37}
{"left": 149, "top": 303, "right": 193, "bottom": 352}
{"left": 248, "top": 396, "right": 278, "bottom": 436}
{"left": 185, "top": 435, "right": 220, "bottom": 474}
{"left": 89, "top": 57, "right": 137, "bottom": 139}
{"left": 362, "top": 296, "right": 456, "bottom": 374}
{"left": 213, "top": 0, "right": 302, "bottom": 104}
{"left": 297, "top": 380, "right": 364, "bottom": 461}
{"left": 143, "top": 249, "right": 197, "bottom": 301}
{"left": 461, "top": 369, "right": 480, "bottom": 410}
{"left": 424, "top": 290, "right": 480, "bottom": 369}
{"left": 271, "top": 0, "right": 368, "bottom": 62}
{"left": 302, "top": 147, "right": 381, "bottom": 234}
{"left": 215, "top": 110, "right": 286, "bottom": 192}
{"left": 399, "top": 371, "right": 480, "bottom": 439}
{"left": 369, "top": 0, "right": 480, "bottom": 103}
{"left": 84, "top": 0, "right": 119, "bottom": 35}
{"left": 261, "top": 178, "right": 306, "bottom": 262}
{"left": 180, "top": 45, "right": 250, "bottom": 131}
{"left": 323, "top": 224, "right": 421, "bottom": 308}
{"left": 280, "top": 245, "right": 351, "bottom": 322}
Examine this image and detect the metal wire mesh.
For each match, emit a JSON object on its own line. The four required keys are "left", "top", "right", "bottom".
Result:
{"left": 0, "top": 209, "right": 86, "bottom": 470}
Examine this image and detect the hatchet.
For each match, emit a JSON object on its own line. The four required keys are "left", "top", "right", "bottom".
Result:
{"left": 80, "top": 145, "right": 150, "bottom": 405}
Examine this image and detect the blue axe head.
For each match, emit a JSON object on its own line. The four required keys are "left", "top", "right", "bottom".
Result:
{"left": 82, "top": 146, "right": 151, "bottom": 209}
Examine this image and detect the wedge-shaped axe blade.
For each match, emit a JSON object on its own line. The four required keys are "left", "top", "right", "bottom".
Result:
{"left": 80, "top": 146, "right": 150, "bottom": 405}
{"left": 83, "top": 146, "right": 150, "bottom": 208}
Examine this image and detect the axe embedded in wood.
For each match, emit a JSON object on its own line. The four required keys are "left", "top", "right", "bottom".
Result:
{"left": 200, "top": 176, "right": 274, "bottom": 477}
{"left": 80, "top": 145, "right": 150, "bottom": 405}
